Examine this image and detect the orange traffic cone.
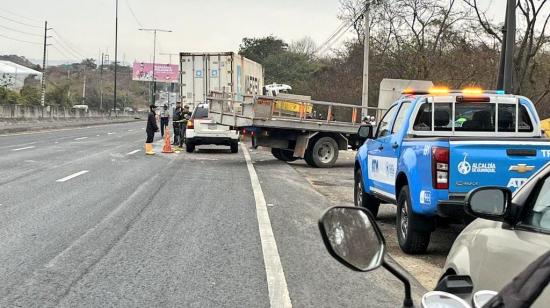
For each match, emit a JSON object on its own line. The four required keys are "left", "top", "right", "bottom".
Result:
{"left": 162, "top": 127, "right": 174, "bottom": 153}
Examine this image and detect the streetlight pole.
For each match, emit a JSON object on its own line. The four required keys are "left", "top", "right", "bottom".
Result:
{"left": 139, "top": 28, "right": 172, "bottom": 105}
{"left": 361, "top": 2, "right": 370, "bottom": 119}
{"left": 114, "top": 0, "right": 119, "bottom": 116}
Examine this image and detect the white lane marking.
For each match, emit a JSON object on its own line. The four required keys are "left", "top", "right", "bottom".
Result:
{"left": 108, "top": 132, "right": 114, "bottom": 135}
{"left": 128, "top": 129, "right": 134, "bottom": 132}
{"left": 242, "top": 144, "right": 292, "bottom": 308}
{"left": 56, "top": 170, "right": 89, "bottom": 182}
{"left": 127, "top": 149, "right": 140, "bottom": 155}
{"left": 96, "top": 134, "right": 101, "bottom": 137}
{"left": 74, "top": 137, "right": 88, "bottom": 141}
{"left": 12, "top": 146, "right": 36, "bottom": 151}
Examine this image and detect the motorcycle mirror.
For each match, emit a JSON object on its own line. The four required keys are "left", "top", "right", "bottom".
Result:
{"left": 421, "top": 291, "right": 470, "bottom": 308}
{"left": 472, "top": 290, "right": 497, "bottom": 308}
{"left": 318, "top": 206, "right": 385, "bottom": 272}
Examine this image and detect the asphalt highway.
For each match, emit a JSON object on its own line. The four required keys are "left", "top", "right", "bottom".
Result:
{"left": 0, "top": 121, "right": 421, "bottom": 307}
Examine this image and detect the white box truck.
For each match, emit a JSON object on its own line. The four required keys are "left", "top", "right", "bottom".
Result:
{"left": 179, "top": 52, "right": 264, "bottom": 109}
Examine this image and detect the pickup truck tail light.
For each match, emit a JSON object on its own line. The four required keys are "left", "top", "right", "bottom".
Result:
{"left": 187, "top": 119, "right": 194, "bottom": 129}
{"left": 432, "top": 147, "right": 449, "bottom": 189}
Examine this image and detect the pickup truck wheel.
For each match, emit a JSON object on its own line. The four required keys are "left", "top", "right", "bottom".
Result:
{"left": 310, "top": 137, "right": 339, "bottom": 168}
{"left": 186, "top": 142, "right": 195, "bottom": 153}
{"left": 354, "top": 169, "right": 380, "bottom": 217}
{"left": 230, "top": 142, "right": 239, "bottom": 153}
{"left": 397, "top": 185, "right": 431, "bottom": 254}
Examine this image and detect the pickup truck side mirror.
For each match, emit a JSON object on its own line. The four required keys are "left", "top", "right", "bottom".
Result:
{"left": 465, "top": 187, "right": 512, "bottom": 221}
{"left": 358, "top": 125, "right": 373, "bottom": 141}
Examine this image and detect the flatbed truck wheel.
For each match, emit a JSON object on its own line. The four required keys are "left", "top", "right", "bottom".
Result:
{"left": 396, "top": 185, "right": 431, "bottom": 254}
{"left": 307, "top": 136, "right": 339, "bottom": 168}
{"left": 354, "top": 169, "right": 380, "bottom": 217}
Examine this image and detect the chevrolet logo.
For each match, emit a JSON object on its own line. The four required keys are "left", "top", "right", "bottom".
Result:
{"left": 509, "top": 164, "right": 535, "bottom": 173}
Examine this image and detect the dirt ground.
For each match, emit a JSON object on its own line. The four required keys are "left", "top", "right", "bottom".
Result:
{"left": 289, "top": 150, "right": 465, "bottom": 290}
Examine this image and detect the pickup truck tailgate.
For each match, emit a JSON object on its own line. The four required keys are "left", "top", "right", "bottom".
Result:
{"left": 194, "top": 119, "right": 231, "bottom": 135}
{"left": 449, "top": 139, "right": 550, "bottom": 192}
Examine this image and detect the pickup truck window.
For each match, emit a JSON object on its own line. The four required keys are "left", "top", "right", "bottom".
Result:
{"left": 523, "top": 176, "right": 550, "bottom": 232}
{"left": 193, "top": 107, "right": 209, "bottom": 119}
{"left": 392, "top": 102, "right": 412, "bottom": 134}
{"left": 412, "top": 102, "right": 534, "bottom": 133}
{"left": 377, "top": 105, "right": 398, "bottom": 138}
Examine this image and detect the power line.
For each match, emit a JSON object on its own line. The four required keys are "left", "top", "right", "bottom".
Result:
{"left": 0, "top": 14, "right": 42, "bottom": 28}
{"left": 0, "top": 33, "right": 41, "bottom": 45}
{"left": 51, "top": 38, "right": 81, "bottom": 60}
{"left": 0, "top": 23, "right": 41, "bottom": 37}
{"left": 315, "top": 8, "right": 366, "bottom": 55}
{"left": 125, "top": 0, "right": 144, "bottom": 28}
{"left": 52, "top": 37, "right": 84, "bottom": 60}
{"left": 51, "top": 29, "right": 87, "bottom": 59}
{"left": 51, "top": 45, "right": 73, "bottom": 60}
{"left": 2, "top": 8, "right": 41, "bottom": 23}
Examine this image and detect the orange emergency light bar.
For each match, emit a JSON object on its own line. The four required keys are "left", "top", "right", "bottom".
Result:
{"left": 462, "top": 87, "right": 483, "bottom": 95}
{"left": 428, "top": 87, "right": 450, "bottom": 95}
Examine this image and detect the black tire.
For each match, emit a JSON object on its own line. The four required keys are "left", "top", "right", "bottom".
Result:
{"left": 354, "top": 169, "right": 380, "bottom": 217}
{"left": 396, "top": 185, "right": 431, "bottom": 254}
{"left": 230, "top": 142, "right": 239, "bottom": 153}
{"left": 186, "top": 142, "right": 195, "bottom": 153}
{"left": 271, "top": 148, "right": 297, "bottom": 162}
{"left": 304, "top": 148, "right": 315, "bottom": 167}
{"left": 310, "top": 136, "right": 339, "bottom": 168}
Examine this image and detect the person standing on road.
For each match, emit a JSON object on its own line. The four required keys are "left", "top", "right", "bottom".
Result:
{"left": 160, "top": 104, "right": 170, "bottom": 137}
{"left": 172, "top": 102, "right": 183, "bottom": 146}
{"left": 145, "top": 104, "right": 159, "bottom": 155}
{"left": 179, "top": 105, "right": 192, "bottom": 148}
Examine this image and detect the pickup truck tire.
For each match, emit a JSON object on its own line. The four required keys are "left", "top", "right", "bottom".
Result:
{"left": 397, "top": 185, "right": 431, "bottom": 254}
{"left": 354, "top": 169, "right": 380, "bottom": 217}
{"left": 230, "top": 142, "right": 239, "bottom": 153}
{"left": 308, "top": 136, "right": 339, "bottom": 168}
{"left": 186, "top": 142, "right": 196, "bottom": 153}
{"left": 271, "top": 148, "right": 297, "bottom": 162}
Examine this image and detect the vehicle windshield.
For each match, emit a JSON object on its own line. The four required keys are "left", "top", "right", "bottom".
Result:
{"left": 193, "top": 106, "right": 209, "bottom": 119}
{"left": 413, "top": 102, "right": 534, "bottom": 133}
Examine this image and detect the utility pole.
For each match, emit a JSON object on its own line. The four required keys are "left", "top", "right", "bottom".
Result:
{"left": 139, "top": 28, "right": 173, "bottom": 105}
{"left": 361, "top": 2, "right": 370, "bottom": 118}
{"left": 100, "top": 53, "right": 104, "bottom": 111}
{"left": 82, "top": 74, "right": 87, "bottom": 103}
{"left": 503, "top": 0, "right": 516, "bottom": 94}
{"left": 160, "top": 52, "right": 179, "bottom": 65}
{"left": 40, "top": 21, "right": 52, "bottom": 107}
{"left": 114, "top": 0, "right": 119, "bottom": 117}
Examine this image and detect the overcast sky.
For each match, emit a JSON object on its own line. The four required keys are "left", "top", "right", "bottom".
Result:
{"left": 0, "top": 0, "right": 506, "bottom": 66}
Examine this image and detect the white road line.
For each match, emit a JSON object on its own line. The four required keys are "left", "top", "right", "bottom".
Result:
{"left": 128, "top": 129, "right": 134, "bottom": 132}
{"left": 74, "top": 137, "right": 88, "bottom": 141}
{"left": 127, "top": 149, "right": 140, "bottom": 155}
{"left": 56, "top": 170, "right": 89, "bottom": 182}
{"left": 12, "top": 146, "right": 36, "bottom": 152}
{"left": 242, "top": 144, "right": 292, "bottom": 308}
{"left": 108, "top": 132, "right": 114, "bottom": 135}
{"left": 96, "top": 134, "right": 101, "bottom": 137}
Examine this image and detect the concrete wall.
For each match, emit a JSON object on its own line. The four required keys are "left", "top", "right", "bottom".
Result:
{"left": 0, "top": 105, "right": 144, "bottom": 120}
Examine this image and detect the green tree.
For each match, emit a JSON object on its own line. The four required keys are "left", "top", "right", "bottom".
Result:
{"left": 0, "top": 86, "right": 20, "bottom": 104}
{"left": 263, "top": 52, "right": 320, "bottom": 94}
{"left": 238, "top": 36, "right": 288, "bottom": 64}
{"left": 19, "top": 86, "right": 41, "bottom": 106}
{"left": 46, "top": 84, "right": 72, "bottom": 107}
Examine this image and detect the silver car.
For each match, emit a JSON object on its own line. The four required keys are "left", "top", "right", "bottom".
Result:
{"left": 441, "top": 162, "right": 550, "bottom": 308}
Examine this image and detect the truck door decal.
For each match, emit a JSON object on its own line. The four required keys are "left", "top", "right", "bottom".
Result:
{"left": 368, "top": 156, "right": 397, "bottom": 185}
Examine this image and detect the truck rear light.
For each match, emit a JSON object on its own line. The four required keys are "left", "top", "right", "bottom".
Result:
{"left": 432, "top": 147, "right": 449, "bottom": 189}
{"left": 187, "top": 119, "right": 194, "bottom": 129}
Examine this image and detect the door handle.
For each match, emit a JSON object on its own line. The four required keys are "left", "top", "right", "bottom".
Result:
{"left": 392, "top": 143, "right": 399, "bottom": 149}
{"left": 378, "top": 146, "right": 384, "bottom": 150}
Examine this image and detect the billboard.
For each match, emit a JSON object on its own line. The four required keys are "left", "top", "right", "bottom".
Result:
{"left": 132, "top": 62, "right": 179, "bottom": 83}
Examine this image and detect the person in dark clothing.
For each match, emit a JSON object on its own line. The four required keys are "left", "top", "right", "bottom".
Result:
{"left": 160, "top": 104, "right": 170, "bottom": 137}
{"left": 172, "top": 102, "right": 183, "bottom": 145}
{"left": 145, "top": 104, "right": 159, "bottom": 155}
{"left": 179, "top": 105, "right": 192, "bottom": 147}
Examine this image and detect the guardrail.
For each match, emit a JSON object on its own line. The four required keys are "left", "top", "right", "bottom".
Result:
{"left": 0, "top": 105, "right": 144, "bottom": 120}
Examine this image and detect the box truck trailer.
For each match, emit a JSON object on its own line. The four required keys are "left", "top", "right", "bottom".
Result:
{"left": 179, "top": 52, "right": 264, "bottom": 109}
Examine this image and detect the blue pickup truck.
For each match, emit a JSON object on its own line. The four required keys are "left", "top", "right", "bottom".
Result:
{"left": 355, "top": 89, "right": 550, "bottom": 254}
